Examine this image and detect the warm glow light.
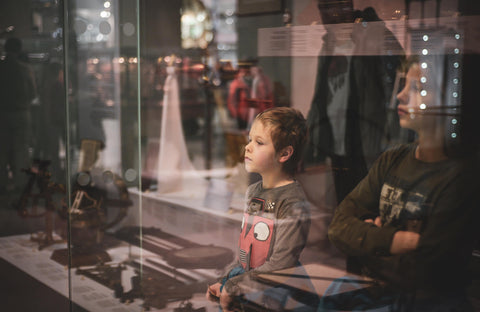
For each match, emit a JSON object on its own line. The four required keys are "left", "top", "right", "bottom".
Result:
{"left": 196, "top": 13, "right": 206, "bottom": 22}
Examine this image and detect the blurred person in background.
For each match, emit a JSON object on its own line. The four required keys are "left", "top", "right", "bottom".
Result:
{"left": 0, "top": 37, "right": 36, "bottom": 194}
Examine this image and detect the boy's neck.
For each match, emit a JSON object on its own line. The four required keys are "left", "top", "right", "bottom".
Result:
{"left": 261, "top": 173, "right": 294, "bottom": 189}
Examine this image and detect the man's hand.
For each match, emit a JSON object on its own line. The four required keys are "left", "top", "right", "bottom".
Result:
{"left": 206, "top": 283, "right": 221, "bottom": 302}
{"left": 220, "top": 288, "right": 235, "bottom": 312}
{"left": 390, "top": 231, "right": 420, "bottom": 254}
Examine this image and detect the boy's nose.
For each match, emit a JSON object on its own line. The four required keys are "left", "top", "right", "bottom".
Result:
{"left": 245, "top": 142, "right": 252, "bottom": 153}
{"left": 397, "top": 87, "right": 409, "bottom": 104}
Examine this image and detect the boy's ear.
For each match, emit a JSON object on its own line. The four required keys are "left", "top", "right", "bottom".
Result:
{"left": 278, "top": 146, "right": 294, "bottom": 163}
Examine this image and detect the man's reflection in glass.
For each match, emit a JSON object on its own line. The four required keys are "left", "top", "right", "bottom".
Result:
{"left": 304, "top": 0, "right": 404, "bottom": 206}
{"left": 325, "top": 55, "right": 479, "bottom": 311}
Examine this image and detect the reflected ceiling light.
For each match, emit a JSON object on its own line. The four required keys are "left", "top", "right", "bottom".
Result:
{"left": 100, "top": 10, "right": 111, "bottom": 18}
{"left": 123, "top": 23, "right": 135, "bottom": 37}
{"left": 124, "top": 169, "right": 137, "bottom": 182}
{"left": 104, "top": 1, "right": 111, "bottom": 8}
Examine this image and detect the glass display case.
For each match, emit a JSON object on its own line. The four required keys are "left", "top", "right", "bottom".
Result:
{"left": 0, "top": 0, "right": 478, "bottom": 311}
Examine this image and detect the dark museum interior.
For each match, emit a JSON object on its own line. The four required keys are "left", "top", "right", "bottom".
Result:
{"left": 0, "top": 0, "right": 479, "bottom": 311}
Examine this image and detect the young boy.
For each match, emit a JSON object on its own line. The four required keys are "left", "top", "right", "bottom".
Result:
{"left": 206, "top": 107, "right": 311, "bottom": 311}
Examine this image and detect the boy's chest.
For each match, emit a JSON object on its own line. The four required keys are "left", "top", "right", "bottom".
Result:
{"left": 247, "top": 195, "right": 277, "bottom": 219}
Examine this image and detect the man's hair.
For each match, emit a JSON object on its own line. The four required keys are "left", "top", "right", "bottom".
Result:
{"left": 255, "top": 107, "right": 307, "bottom": 175}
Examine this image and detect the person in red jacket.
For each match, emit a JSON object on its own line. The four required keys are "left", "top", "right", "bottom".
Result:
{"left": 227, "top": 63, "right": 252, "bottom": 130}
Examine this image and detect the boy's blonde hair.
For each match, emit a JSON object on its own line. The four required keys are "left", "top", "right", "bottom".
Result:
{"left": 255, "top": 107, "right": 307, "bottom": 175}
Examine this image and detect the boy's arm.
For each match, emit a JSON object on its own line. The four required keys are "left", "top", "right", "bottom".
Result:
{"left": 328, "top": 151, "right": 398, "bottom": 257}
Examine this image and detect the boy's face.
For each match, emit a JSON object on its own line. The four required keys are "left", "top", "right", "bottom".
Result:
{"left": 244, "top": 121, "right": 282, "bottom": 177}
{"left": 396, "top": 63, "right": 438, "bottom": 133}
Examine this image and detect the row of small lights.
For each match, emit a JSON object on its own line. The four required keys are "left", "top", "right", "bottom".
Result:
{"left": 88, "top": 57, "right": 138, "bottom": 65}
{"left": 418, "top": 33, "right": 461, "bottom": 139}
{"left": 100, "top": 1, "right": 111, "bottom": 19}
{"left": 89, "top": 56, "right": 197, "bottom": 65}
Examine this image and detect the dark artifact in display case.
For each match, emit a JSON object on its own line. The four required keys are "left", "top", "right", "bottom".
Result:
{"left": 115, "top": 226, "right": 234, "bottom": 269}
{"left": 14, "top": 159, "right": 66, "bottom": 249}
{"left": 51, "top": 169, "right": 132, "bottom": 267}
{"left": 76, "top": 262, "right": 126, "bottom": 295}
{"left": 117, "top": 260, "right": 204, "bottom": 310}
{"left": 73, "top": 226, "right": 232, "bottom": 310}
{"left": 107, "top": 226, "right": 234, "bottom": 310}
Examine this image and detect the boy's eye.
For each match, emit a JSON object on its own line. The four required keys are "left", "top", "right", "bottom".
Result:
{"left": 256, "top": 140, "right": 264, "bottom": 145}
{"left": 409, "top": 79, "right": 420, "bottom": 92}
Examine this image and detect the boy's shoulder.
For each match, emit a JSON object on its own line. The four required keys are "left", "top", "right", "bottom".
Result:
{"left": 247, "top": 180, "right": 306, "bottom": 201}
